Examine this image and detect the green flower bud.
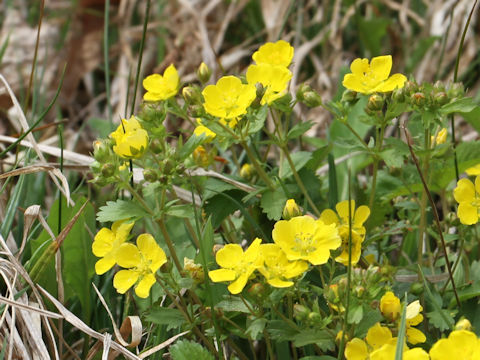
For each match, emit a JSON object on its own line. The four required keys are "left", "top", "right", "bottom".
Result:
{"left": 92, "top": 140, "right": 111, "bottom": 162}
{"left": 197, "top": 62, "right": 212, "bottom": 84}
{"left": 448, "top": 82, "right": 464, "bottom": 98}
{"left": 143, "top": 169, "right": 157, "bottom": 182}
{"left": 433, "top": 80, "right": 446, "bottom": 92}
{"left": 411, "top": 92, "right": 426, "bottom": 107}
{"left": 341, "top": 89, "right": 357, "bottom": 103}
{"left": 303, "top": 90, "right": 322, "bottom": 107}
{"left": 367, "top": 94, "right": 384, "bottom": 111}
{"left": 150, "top": 138, "right": 164, "bottom": 154}
{"left": 182, "top": 86, "right": 200, "bottom": 104}
{"left": 247, "top": 283, "right": 265, "bottom": 298}
{"left": 410, "top": 282, "right": 424, "bottom": 296}
{"left": 163, "top": 158, "right": 175, "bottom": 175}
{"left": 307, "top": 312, "right": 321, "bottom": 324}
{"left": 101, "top": 163, "right": 115, "bottom": 177}
{"left": 293, "top": 304, "right": 310, "bottom": 321}
{"left": 434, "top": 92, "right": 448, "bottom": 106}
{"left": 189, "top": 104, "right": 204, "bottom": 118}
{"left": 296, "top": 83, "right": 312, "bottom": 101}
{"left": 403, "top": 80, "right": 418, "bottom": 95}
{"left": 391, "top": 88, "right": 405, "bottom": 102}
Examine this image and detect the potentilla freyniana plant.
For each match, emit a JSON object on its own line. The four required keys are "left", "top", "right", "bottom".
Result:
{"left": 89, "top": 40, "right": 480, "bottom": 358}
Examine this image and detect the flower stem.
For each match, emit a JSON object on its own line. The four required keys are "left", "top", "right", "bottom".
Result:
{"left": 368, "top": 125, "right": 385, "bottom": 210}
{"left": 240, "top": 140, "right": 275, "bottom": 189}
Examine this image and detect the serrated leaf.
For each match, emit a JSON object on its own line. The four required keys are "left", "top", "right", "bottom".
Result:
{"left": 178, "top": 133, "right": 206, "bottom": 159}
{"left": 246, "top": 318, "right": 267, "bottom": 340}
{"left": 203, "top": 190, "right": 244, "bottom": 228}
{"left": 440, "top": 97, "right": 476, "bottom": 115}
{"left": 347, "top": 305, "right": 364, "bottom": 324}
{"left": 260, "top": 187, "right": 287, "bottom": 220}
{"left": 288, "top": 120, "right": 314, "bottom": 139}
{"left": 145, "top": 308, "right": 187, "bottom": 331}
{"left": 96, "top": 199, "right": 149, "bottom": 222}
{"left": 279, "top": 151, "right": 312, "bottom": 179}
{"left": 216, "top": 297, "right": 251, "bottom": 313}
{"left": 381, "top": 148, "right": 405, "bottom": 168}
{"left": 169, "top": 340, "right": 214, "bottom": 360}
{"left": 267, "top": 320, "right": 299, "bottom": 341}
{"left": 247, "top": 105, "right": 268, "bottom": 134}
{"left": 166, "top": 204, "right": 194, "bottom": 218}
{"left": 426, "top": 309, "right": 457, "bottom": 332}
{"left": 292, "top": 329, "right": 334, "bottom": 350}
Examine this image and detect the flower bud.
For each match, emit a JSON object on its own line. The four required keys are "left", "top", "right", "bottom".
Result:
{"left": 184, "top": 257, "right": 204, "bottom": 283}
{"left": 240, "top": 163, "right": 254, "bottom": 180}
{"left": 411, "top": 92, "right": 426, "bottom": 107}
{"left": 433, "top": 80, "right": 446, "bottom": 92}
{"left": 303, "top": 90, "right": 322, "bottom": 107}
{"left": 150, "top": 138, "right": 163, "bottom": 154}
{"left": 455, "top": 318, "right": 472, "bottom": 331}
{"left": 163, "top": 158, "right": 175, "bottom": 175}
{"left": 434, "top": 92, "right": 448, "bottom": 106}
{"left": 403, "top": 80, "right": 418, "bottom": 95}
{"left": 307, "top": 312, "right": 321, "bottom": 324}
{"left": 341, "top": 89, "right": 357, "bottom": 103}
{"left": 282, "top": 199, "right": 302, "bottom": 220}
{"left": 379, "top": 291, "right": 401, "bottom": 322}
{"left": 391, "top": 88, "right": 405, "bottom": 102}
{"left": 212, "top": 244, "right": 224, "bottom": 255}
{"left": 293, "top": 304, "right": 310, "bottom": 321}
{"left": 193, "top": 145, "right": 211, "bottom": 168}
{"left": 435, "top": 128, "right": 447, "bottom": 145}
{"left": 101, "top": 163, "right": 115, "bottom": 177}
{"left": 197, "top": 62, "right": 212, "bottom": 84}
{"left": 296, "top": 83, "right": 312, "bottom": 101}
{"left": 448, "top": 82, "right": 464, "bottom": 98}
{"left": 410, "top": 282, "right": 424, "bottom": 296}
{"left": 182, "top": 86, "right": 200, "bottom": 104}
{"left": 247, "top": 283, "right": 265, "bottom": 298}
{"left": 143, "top": 169, "right": 157, "bottom": 182}
{"left": 93, "top": 140, "right": 110, "bottom": 162}
{"left": 367, "top": 94, "right": 384, "bottom": 111}
{"left": 189, "top": 104, "right": 204, "bottom": 118}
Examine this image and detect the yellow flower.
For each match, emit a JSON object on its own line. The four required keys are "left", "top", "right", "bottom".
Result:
{"left": 320, "top": 200, "right": 370, "bottom": 266}
{"left": 110, "top": 116, "right": 149, "bottom": 158}
{"left": 246, "top": 64, "right": 292, "bottom": 104}
{"left": 208, "top": 238, "right": 263, "bottom": 294}
{"left": 113, "top": 233, "right": 167, "bottom": 298}
{"left": 405, "top": 300, "right": 426, "bottom": 344}
{"left": 434, "top": 128, "right": 448, "bottom": 145}
{"left": 202, "top": 76, "right": 256, "bottom": 120}
{"left": 283, "top": 199, "right": 302, "bottom": 220}
{"left": 192, "top": 145, "right": 211, "bottom": 168}
{"left": 342, "top": 55, "right": 407, "bottom": 94}
{"left": 453, "top": 176, "right": 480, "bottom": 225}
{"left": 370, "top": 343, "right": 429, "bottom": 360}
{"left": 272, "top": 215, "right": 340, "bottom": 265}
{"left": 92, "top": 220, "right": 134, "bottom": 275}
{"left": 430, "top": 330, "right": 480, "bottom": 360}
{"left": 143, "top": 64, "right": 179, "bottom": 101}
{"left": 240, "top": 163, "right": 254, "bottom": 180}
{"left": 252, "top": 40, "right": 294, "bottom": 67}
{"left": 380, "top": 291, "right": 401, "bottom": 322}
{"left": 193, "top": 119, "right": 216, "bottom": 141}
{"left": 258, "top": 243, "right": 308, "bottom": 288}
{"left": 184, "top": 257, "right": 204, "bottom": 283}
{"left": 466, "top": 164, "right": 480, "bottom": 176}
{"left": 345, "top": 323, "right": 394, "bottom": 360}
{"left": 455, "top": 318, "right": 473, "bottom": 331}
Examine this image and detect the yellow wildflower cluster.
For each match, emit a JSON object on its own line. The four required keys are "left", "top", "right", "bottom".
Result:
{"left": 92, "top": 220, "right": 167, "bottom": 298}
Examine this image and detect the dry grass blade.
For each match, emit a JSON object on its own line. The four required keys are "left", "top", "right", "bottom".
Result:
{"left": 0, "top": 74, "right": 72, "bottom": 206}
{"left": 138, "top": 330, "right": 190, "bottom": 359}
{"left": 0, "top": 295, "right": 62, "bottom": 319}
{"left": 38, "top": 286, "right": 142, "bottom": 360}
{"left": 92, "top": 283, "right": 142, "bottom": 348}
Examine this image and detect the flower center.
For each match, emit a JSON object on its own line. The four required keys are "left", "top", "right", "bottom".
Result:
{"left": 292, "top": 232, "right": 316, "bottom": 255}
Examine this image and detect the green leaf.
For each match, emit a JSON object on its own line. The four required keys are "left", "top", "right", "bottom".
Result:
{"left": 247, "top": 105, "right": 268, "bottom": 135}
{"left": 216, "top": 297, "right": 251, "bottom": 313}
{"left": 145, "top": 308, "right": 187, "bottom": 331}
{"left": 459, "top": 105, "right": 480, "bottom": 133}
{"left": 279, "top": 151, "right": 312, "bottom": 179}
{"left": 380, "top": 148, "right": 404, "bottom": 168}
{"left": 300, "top": 357, "right": 337, "bottom": 360}
{"left": 288, "top": 120, "right": 314, "bottom": 140}
{"left": 347, "top": 305, "right": 364, "bottom": 324}
{"left": 166, "top": 204, "right": 194, "bottom": 218}
{"left": 267, "top": 320, "right": 299, "bottom": 341}
{"left": 169, "top": 340, "right": 214, "bottom": 360}
{"left": 1, "top": 174, "right": 25, "bottom": 239}
{"left": 439, "top": 97, "right": 477, "bottom": 115}
{"left": 246, "top": 318, "right": 267, "bottom": 340}
{"left": 96, "top": 199, "right": 149, "bottom": 222}
{"left": 292, "top": 329, "right": 334, "bottom": 351}
{"left": 203, "top": 190, "right": 244, "bottom": 228}
{"left": 426, "top": 309, "right": 457, "bottom": 332}
{"left": 357, "top": 17, "right": 389, "bottom": 56}
{"left": 261, "top": 187, "right": 287, "bottom": 220}
{"left": 178, "top": 133, "right": 206, "bottom": 159}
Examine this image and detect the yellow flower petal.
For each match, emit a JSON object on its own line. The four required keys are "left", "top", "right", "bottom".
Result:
{"left": 267, "top": 277, "right": 294, "bottom": 288}
{"left": 458, "top": 202, "right": 479, "bottom": 225}
{"left": 92, "top": 228, "right": 114, "bottom": 257}
{"left": 252, "top": 40, "right": 294, "bottom": 67}
{"left": 142, "top": 64, "right": 179, "bottom": 101}
{"left": 475, "top": 175, "right": 480, "bottom": 194}
{"left": 319, "top": 208, "right": 339, "bottom": 225}
{"left": 228, "top": 273, "right": 249, "bottom": 294}
{"left": 373, "top": 73, "right": 407, "bottom": 92}
{"left": 134, "top": 273, "right": 156, "bottom": 298}
{"left": 466, "top": 164, "right": 480, "bottom": 176}
{"left": 369, "top": 56, "right": 392, "bottom": 82}
{"left": 208, "top": 268, "right": 237, "bottom": 282}
{"left": 113, "top": 269, "right": 139, "bottom": 294}
{"left": 345, "top": 338, "right": 368, "bottom": 360}
{"left": 366, "top": 322, "right": 393, "bottom": 350}
{"left": 95, "top": 255, "right": 116, "bottom": 275}
{"left": 350, "top": 58, "right": 369, "bottom": 75}
{"left": 454, "top": 178, "right": 475, "bottom": 203}
{"left": 406, "top": 327, "right": 426, "bottom": 345}
{"left": 404, "top": 348, "right": 429, "bottom": 360}
{"left": 354, "top": 205, "right": 370, "bottom": 228}
{"left": 116, "top": 243, "right": 141, "bottom": 268}
{"left": 112, "top": 220, "right": 134, "bottom": 241}
{"left": 216, "top": 244, "right": 243, "bottom": 268}
{"left": 336, "top": 200, "right": 355, "bottom": 225}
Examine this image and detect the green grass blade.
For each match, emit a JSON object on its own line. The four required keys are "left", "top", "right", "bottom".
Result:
{"left": 0, "top": 174, "right": 25, "bottom": 239}
{"left": 395, "top": 293, "right": 408, "bottom": 360}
